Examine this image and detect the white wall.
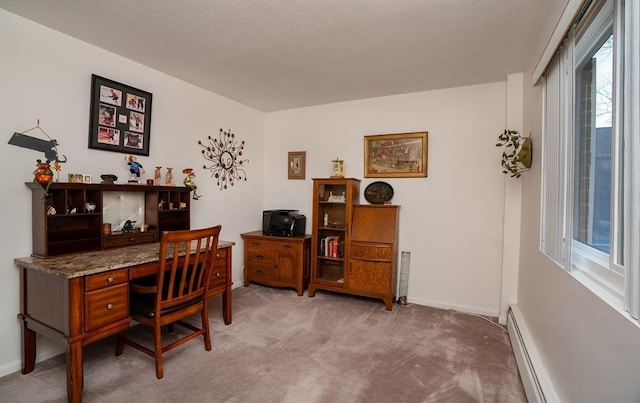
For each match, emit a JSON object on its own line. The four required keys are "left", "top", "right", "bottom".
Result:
{"left": 516, "top": 78, "right": 640, "bottom": 401}
{"left": 263, "top": 82, "right": 509, "bottom": 316}
{"left": 0, "top": 10, "right": 264, "bottom": 376}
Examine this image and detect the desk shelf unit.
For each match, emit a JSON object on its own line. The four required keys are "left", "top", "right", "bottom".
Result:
{"left": 28, "top": 182, "right": 191, "bottom": 257}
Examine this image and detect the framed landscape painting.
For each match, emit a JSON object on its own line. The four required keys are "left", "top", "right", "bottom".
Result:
{"left": 364, "top": 132, "right": 428, "bottom": 178}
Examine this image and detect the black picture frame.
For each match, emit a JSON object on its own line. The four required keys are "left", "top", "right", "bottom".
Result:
{"left": 88, "top": 74, "right": 152, "bottom": 156}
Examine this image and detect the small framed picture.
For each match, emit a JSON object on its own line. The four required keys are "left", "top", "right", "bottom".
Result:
{"left": 68, "top": 173, "right": 83, "bottom": 183}
{"left": 82, "top": 174, "right": 92, "bottom": 184}
{"left": 288, "top": 151, "right": 306, "bottom": 180}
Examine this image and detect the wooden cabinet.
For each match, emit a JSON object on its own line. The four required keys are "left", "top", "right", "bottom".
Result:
{"left": 27, "top": 182, "right": 191, "bottom": 257}
{"left": 308, "top": 178, "right": 361, "bottom": 298}
{"left": 308, "top": 181, "right": 399, "bottom": 310}
{"left": 241, "top": 231, "right": 312, "bottom": 296}
{"left": 349, "top": 205, "right": 400, "bottom": 310}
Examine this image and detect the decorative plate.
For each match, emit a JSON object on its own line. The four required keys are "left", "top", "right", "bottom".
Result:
{"left": 364, "top": 181, "right": 394, "bottom": 204}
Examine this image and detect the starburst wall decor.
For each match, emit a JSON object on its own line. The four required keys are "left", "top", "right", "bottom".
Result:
{"left": 198, "top": 128, "right": 249, "bottom": 190}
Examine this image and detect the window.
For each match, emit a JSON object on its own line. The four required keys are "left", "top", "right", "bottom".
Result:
{"left": 541, "top": 0, "right": 640, "bottom": 320}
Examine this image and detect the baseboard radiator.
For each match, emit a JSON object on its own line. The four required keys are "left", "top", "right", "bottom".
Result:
{"left": 507, "top": 305, "right": 560, "bottom": 403}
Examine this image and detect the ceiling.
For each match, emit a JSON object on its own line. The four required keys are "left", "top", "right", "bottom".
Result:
{"left": 1, "top": 0, "right": 567, "bottom": 112}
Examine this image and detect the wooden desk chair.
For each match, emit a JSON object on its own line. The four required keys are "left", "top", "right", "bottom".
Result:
{"left": 116, "top": 225, "right": 221, "bottom": 379}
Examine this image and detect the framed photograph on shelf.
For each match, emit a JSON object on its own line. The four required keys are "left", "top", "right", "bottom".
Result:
{"left": 88, "top": 74, "right": 152, "bottom": 156}
{"left": 364, "top": 131, "right": 428, "bottom": 178}
{"left": 288, "top": 151, "right": 306, "bottom": 180}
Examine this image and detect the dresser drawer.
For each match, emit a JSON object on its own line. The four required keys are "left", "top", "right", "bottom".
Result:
{"left": 103, "top": 231, "right": 157, "bottom": 248}
{"left": 85, "top": 268, "right": 129, "bottom": 291}
{"left": 247, "top": 238, "right": 294, "bottom": 252}
{"left": 84, "top": 283, "right": 129, "bottom": 332}
{"left": 246, "top": 248, "right": 277, "bottom": 265}
{"left": 247, "top": 264, "right": 277, "bottom": 281}
{"left": 351, "top": 243, "right": 393, "bottom": 261}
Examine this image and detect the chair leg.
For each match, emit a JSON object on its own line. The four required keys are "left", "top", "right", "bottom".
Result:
{"left": 154, "top": 324, "right": 164, "bottom": 379}
{"left": 202, "top": 303, "right": 212, "bottom": 351}
{"left": 115, "top": 330, "right": 125, "bottom": 356}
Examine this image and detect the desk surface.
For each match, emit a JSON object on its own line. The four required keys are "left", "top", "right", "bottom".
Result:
{"left": 14, "top": 240, "right": 235, "bottom": 279}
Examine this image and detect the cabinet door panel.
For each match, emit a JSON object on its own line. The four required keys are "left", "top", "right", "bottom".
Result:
{"left": 349, "top": 259, "right": 392, "bottom": 294}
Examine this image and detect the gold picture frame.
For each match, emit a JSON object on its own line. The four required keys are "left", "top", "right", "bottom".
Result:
{"left": 288, "top": 151, "right": 306, "bottom": 180}
{"left": 364, "top": 132, "right": 428, "bottom": 178}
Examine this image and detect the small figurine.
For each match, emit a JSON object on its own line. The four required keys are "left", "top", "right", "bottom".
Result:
{"left": 154, "top": 166, "right": 162, "bottom": 184}
{"left": 122, "top": 220, "right": 136, "bottom": 233}
{"left": 183, "top": 168, "right": 201, "bottom": 200}
{"left": 165, "top": 167, "right": 175, "bottom": 186}
{"left": 125, "top": 155, "right": 145, "bottom": 183}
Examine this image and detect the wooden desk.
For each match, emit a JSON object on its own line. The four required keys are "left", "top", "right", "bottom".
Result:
{"left": 14, "top": 240, "right": 234, "bottom": 403}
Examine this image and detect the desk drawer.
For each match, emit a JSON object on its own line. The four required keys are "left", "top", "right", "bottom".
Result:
{"left": 103, "top": 231, "right": 157, "bottom": 248}
{"left": 209, "top": 265, "right": 226, "bottom": 289}
{"left": 85, "top": 268, "right": 129, "bottom": 291}
{"left": 84, "top": 283, "right": 129, "bottom": 332}
{"left": 214, "top": 247, "right": 227, "bottom": 261}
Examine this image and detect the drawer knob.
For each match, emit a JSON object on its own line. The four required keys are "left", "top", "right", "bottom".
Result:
{"left": 106, "top": 303, "right": 114, "bottom": 310}
{"left": 107, "top": 277, "right": 114, "bottom": 284}
{"left": 128, "top": 237, "right": 135, "bottom": 242}
{"left": 216, "top": 272, "right": 221, "bottom": 277}
{"left": 216, "top": 253, "right": 220, "bottom": 258}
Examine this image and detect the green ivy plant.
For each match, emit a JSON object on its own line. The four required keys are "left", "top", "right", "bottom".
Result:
{"left": 496, "top": 129, "right": 532, "bottom": 178}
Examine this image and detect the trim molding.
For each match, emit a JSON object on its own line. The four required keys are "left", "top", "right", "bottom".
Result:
{"left": 507, "top": 305, "right": 560, "bottom": 403}
{"left": 532, "top": 0, "right": 587, "bottom": 84}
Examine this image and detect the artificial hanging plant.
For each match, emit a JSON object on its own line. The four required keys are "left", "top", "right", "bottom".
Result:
{"left": 496, "top": 129, "right": 532, "bottom": 178}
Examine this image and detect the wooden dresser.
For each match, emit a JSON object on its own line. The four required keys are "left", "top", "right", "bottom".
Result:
{"left": 241, "top": 231, "right": 312, "bottom": 296}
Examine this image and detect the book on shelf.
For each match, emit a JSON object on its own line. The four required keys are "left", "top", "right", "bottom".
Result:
{"left": 319, "top": 236, "right": 341, "bottom": 258}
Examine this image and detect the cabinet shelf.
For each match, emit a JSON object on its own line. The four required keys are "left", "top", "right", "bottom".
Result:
{"left": 28, "top": 182, "right": 191, "bottom": 257}
{"left": 316, "top": 256, "right": 344, "bottom": 262}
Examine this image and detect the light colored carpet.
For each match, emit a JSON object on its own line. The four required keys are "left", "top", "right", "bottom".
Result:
{"left": 0, "top": 285, "right": 525, "bottom": 402}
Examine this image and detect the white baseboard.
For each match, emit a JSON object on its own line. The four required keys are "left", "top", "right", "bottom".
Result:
{"left": 507, "top": 305, "right": 561, "bottom": 403}
{"left": 407, "top": 296, "right": 499, "bottom": 318}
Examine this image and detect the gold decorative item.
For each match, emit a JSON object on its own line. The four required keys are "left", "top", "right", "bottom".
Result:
{"left": 182, "top": 168, "right": 201, "bottom": 200}
{"left": 154, "top": 166, "right": 162, "bottom": 183}
{"left": 331, "top": 157, "right": 344, "bottom": 178}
